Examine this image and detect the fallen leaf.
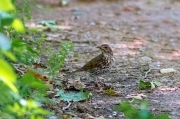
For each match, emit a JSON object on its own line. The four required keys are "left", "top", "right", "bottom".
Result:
{"left": 38, "top": 20, "right": 57, "bottom": 26}
{"left": 126, "top": 93, "right": 147, "bottom": 100}
{"left": 123, "top": 6, "right": 134, "bottom": 12}
{"left": 104, "top": 88, "right": 121, "bottom": 96}
{"left": 57, "top": 89, "right": 92, "bottom": 102}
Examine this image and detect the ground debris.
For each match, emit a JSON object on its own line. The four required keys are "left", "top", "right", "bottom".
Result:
{"left": 160, "top": 68, "right": 176, "bottom": 74}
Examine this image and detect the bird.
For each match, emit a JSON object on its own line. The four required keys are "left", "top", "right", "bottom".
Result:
{"left": 71, "top": 44, "right": 113, "bottom": 77}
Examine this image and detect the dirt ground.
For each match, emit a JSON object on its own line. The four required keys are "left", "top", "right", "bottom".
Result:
{"left": 28, "top": 0, "right": 180, "bottom": 118}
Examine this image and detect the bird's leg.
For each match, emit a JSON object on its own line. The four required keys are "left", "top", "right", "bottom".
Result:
{"left": 95, "top": 77, "right": 104, "bottom": 90}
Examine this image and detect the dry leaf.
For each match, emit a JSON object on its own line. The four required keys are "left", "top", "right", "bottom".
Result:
{"left": 126, "top": 93, "right": 147, "bottom": 100}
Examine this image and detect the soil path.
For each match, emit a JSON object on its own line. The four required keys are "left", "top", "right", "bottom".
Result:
{"left": 29, "top": 0, "right": 180, "bottom": 118}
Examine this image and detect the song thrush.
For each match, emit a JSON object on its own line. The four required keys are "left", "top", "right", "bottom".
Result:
{"left": 71, "top": 44, "right": 113, "bottom": 76}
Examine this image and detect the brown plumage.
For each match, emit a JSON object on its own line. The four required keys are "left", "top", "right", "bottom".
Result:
{"left": 71, "top": 44, "right": 113, "bottom": 75}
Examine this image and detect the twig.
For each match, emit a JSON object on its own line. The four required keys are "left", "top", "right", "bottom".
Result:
{"left": 62, "top": 101, "right": 72, "bottom": 110}
{"left": 143, "top": 68, "right": 152, "bottom": 79}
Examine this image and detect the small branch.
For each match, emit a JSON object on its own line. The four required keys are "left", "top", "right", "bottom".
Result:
{"left": 143, "top": 68, "right": 152, "bottom": 79}
{"left": 62, "top": 101, "right": 72, "bottom": 110}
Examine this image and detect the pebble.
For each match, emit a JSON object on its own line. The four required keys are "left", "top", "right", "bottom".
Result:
{"left": 140, "top": 56, "right": 152, "bottom": 64}
{"left": 160, "top": 68, "right": 176, "bottom": 74}
{"left": 112, "top": 111, "right": 117, "bottom": 116}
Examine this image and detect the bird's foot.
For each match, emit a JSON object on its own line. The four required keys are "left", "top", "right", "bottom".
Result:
{"left": 94, "top": 77, "right": 106, "bottom": 90}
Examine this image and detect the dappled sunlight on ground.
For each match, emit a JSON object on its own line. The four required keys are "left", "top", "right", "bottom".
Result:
{"left": 113, "top": 39, "right": 145, "bottom": 56}
{"left": 30, "top": 0, "right": 180, "bottom": 118}
{"left": 156, "top": 50, "right": 180, "bottom": 60}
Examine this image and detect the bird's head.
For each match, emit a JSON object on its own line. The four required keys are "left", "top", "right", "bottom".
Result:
{"left": 97, "top": 44, "right": 113, "bottom": 56}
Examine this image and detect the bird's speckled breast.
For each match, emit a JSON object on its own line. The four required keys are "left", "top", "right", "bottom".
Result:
{"left": 91, "top": 54, "right": 112, "bottom": 75}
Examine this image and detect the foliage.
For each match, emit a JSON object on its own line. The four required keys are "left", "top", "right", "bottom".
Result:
{"left": 46, "top": 42, "right": 73, "bottom": 78}
{"left": 139, "top": 80, "right": 162, "bottom": 90}
{"left": 0, "top": 0, "right": 49, "bottom": 118}
{"left": 13, "top": 0, "right": 32, "bottom": 21}
{"left": 5, "top": 99, "right": 49, "bottom": 119}
{"left": 11, "top": 39, "right": 39, "bottom": 64}
{"left": 0, "top": 0, "right": 38, "bottom": 65}
{"left": 0, "top": 11, "right": 24, "bottom": 33}
{"left": 104, "top": 88, "right": 116, "bottom": 95}
{"left": 17, "top": 72, "right": 49, "bottom": 102}
{"left": 0, "top": 58, "right": 17, "bottom": 92}
{"left": 114, "top": 101, "right": 170, "bottom": 119}
{"left": 57, "top": 89, "right": 92, "bottom": 102}
{"left": 0, "top": 81, "right": 48, "bottom": 119}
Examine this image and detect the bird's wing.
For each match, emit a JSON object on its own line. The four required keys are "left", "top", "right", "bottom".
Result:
{"left": 81, "top": 54, "right": 103, "bottom": 70}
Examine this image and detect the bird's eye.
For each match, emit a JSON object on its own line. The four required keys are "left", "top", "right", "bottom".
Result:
{"left": 104, "top": 46, "right": 107, "bottom": 49}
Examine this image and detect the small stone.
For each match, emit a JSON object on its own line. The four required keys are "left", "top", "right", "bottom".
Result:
{"left": 112, "top": 111, "right": 117, "bottom": 116}
{"left": 160, "top": 68, "right": 176, "bottom": 74}
{"left": 140, "top": 56, "right": 152, "bottom": 64}
{"left": 97, "top": 21, "right": 107, "bottom": 27}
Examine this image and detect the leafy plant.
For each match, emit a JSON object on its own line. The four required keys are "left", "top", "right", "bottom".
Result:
{"left": 17, "top": 72, "right": 49, "bottom": 102}
{"left": 114, "top": 101, "right": 170, "bottom": 119}
{"left": 139, "top": 80, "right": 162, "bottom": 90}
{"left": 5, "top": 99, "right": 49, "bottom": 119}
{"left": 0, "top": 0, "right": 36, "bottom": 65}
{"left": 104, "top": 88, "right": 115, "bottom": 94}
{"left": 11, "top": 39, "right": 39, "bottom": 64}
{"left": 46, "top": 41, "right": 73, "bottom": 78}
{"left": 13, "top": 0, "right": 32, "bottom": 21}
{"left": 0, "top": 0, "right": 49, "bottom": 118}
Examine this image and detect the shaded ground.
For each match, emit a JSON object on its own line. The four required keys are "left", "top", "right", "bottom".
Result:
{"left": 27, "top": 0, "right": 180, "bottom": 118}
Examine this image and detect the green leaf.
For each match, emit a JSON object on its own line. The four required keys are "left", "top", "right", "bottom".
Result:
{"left": 0, "top": 59, "right": 16, "bottom": 82}
{"left": 38, "top": 20, "right": 57, "bottom": 26}
{"left": 46, "top": 42, "right": 73, "bottom": 78}
{"left": 2, "top": 50, "right": 16, "bottom": 61}
{"left": 104, "top": 88, "right": 116, "bottom": 95}
{"left": 139, "top": 110, "right": 153, "bottom": 119}
{"left": 12, "top": 39, "right": 38, "bottom": 64}
{"left": 57, "top": 89, "right": 92, "bottom": 102}
{"left": 157, "top": 114, "right": 170, "bottom": 119}
{"left": 0, "top": 11, "right": 24, "bottom": 32}
{"left": 114, "top": 102, "right": 138, "bottom": 118}
{"left": 0, "top": 34, "right": 11, "bottom": 50}
{"left": 0, "top": 0, "right": 15, "bottom": 11}
{"left": 0, "top": 59, "right": 18, "bottom": 93}
{"left": 20, "top": 72, "right": 49, "bottom": 94}
{"left": 151, "top": 81, "right": 162, "bottom": 90}
{"left": 11, "top": 18, "right": 25, "bottom": 32}
{"left": 153, "top": 81, "right": 162, "bottom": 87}
{"left": 140, "top": 101, "right": 148, "bottom": 110}
{"left": 7, "top": 99, "right": 49, "bottom": 117}
{"left": 115, "top": 101, "right": 170, "bottom": 119}
{"left": 114, "top": 102, "right": 132, "bottom": 111}
{"left": 124, "top": 108, "right": 137, "bottom": 117}
{"left": 139, "top": 80, "right": 151, "bottom": 90}
{"left": 150, "top": 82, "right": 156, "bottom": 90}
{"left": 0, "top": 10, "right": 14, "bottom": 26}
{"left": 58, "top": 90, "right": 64, "bottom": 95}
{"left": 139, "top": 80, "right": 162, "bottom": 90}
